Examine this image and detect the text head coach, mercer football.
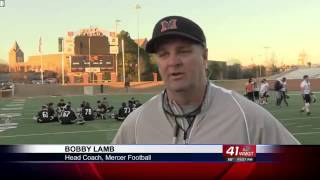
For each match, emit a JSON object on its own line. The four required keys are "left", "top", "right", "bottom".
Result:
{"left": 112, "top": 15, "right": 300, "bottom": 145}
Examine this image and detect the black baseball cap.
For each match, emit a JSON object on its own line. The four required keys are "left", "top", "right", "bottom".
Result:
{"left": 146, "top": 16, "right": 206, "bottom": 53}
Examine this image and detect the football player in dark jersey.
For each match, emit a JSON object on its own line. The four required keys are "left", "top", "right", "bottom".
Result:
{"left": 36, "top": 105, "right": 54, "bottom": 123}
{"left": 59, "top": 104, "right": 77, "bottom": 124}
{"left": 82, "top": 102, "right": 95, "bottom": 121}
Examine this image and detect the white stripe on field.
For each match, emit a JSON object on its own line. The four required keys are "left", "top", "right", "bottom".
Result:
{"left": 269, "top": 107, "right": 320, "bottom": 113}
{"left": 296, "top": 125, "right": 312, "bottom": 128}
{"left": 270, "top": 109, "right": 304, "bottom": 113}
{"left": 15, "top": 117, "right": 34, "bottom": 120}
{"left": 0, "top": 113, "right": 22, "bottom": 117}
{"left": 0, "top": 126, "right": 17, "bottom": 130}
{"left": 0, "top": 129, "right": 118, "bottom": 138}
{"left": 286, "top": 92, "right": 320, "bottom": 95}
{"left": 12, "top": 100, "right": 25, "bottom": 103}
{"left": 282, "top": 122, "right": 298, "bottom": 126}
{"left": 0, "top": 107, "right": 23, "bottom": 111}
{"left": 292, "top": 131, "right": 320, "bottom": 136}
{"left": 6, "top": 104, "right": 24, "bottom": 107}
{"left": 279, "top": 116, "right": 320, "bottom": 121}
{"left": 0, "top": 123, "right": 18, "bottom": 127}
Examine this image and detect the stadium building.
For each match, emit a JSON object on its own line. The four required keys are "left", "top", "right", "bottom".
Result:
{"left": 8, "top": 28, "right": 123, "bottom": 83}
{"left": 0, "top": 59, "right": 8, "bottom": 72}
{"left": 8, "top": 41, "right": 24, "bottom": 72}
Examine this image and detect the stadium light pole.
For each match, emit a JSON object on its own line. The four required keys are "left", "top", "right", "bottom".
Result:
{"left": 39, "top": 37, "right": 44, "bottom": 84}
{"left": 40, "top": 52, "right": 44, "bottom": 84}
{"left": 89, "top": 35, "right": 92, "bottom": 83}
{"left": 60, "top": 37, "right": 65, "bottom": 85}
{"left": 264, "top": 46, "right": 270, "bottom": 64}
{"left": 263, "top": 46, "right": 270, "bottom": 76}
{"left": 115, "top": 19, "right": 121, "bottom": 80}
{"left": 136, "top": 4, "right": 141, "bottom": 82}
{"left": 122, "top": 39, "right": 126, "bottom": 83}
{"left": 255, "top": 54, "right": 262, "bottom": 78}
{"left": 40, "top": 48, "right": 44, "bottom": 85}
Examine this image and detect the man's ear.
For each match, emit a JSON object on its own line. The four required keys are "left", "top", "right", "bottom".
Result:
{"left": 202, "top": 48, "right": 208, "bottom": 59}
{"left": 202, "top": 48, "right": 208, "bottom": 68}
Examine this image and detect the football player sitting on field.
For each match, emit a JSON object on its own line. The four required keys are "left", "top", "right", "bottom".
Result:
{"left": 47, "top": 102, "right": 58, "bottom": 121}
{"left": 96, "top": 100, "right": 107, "bottom": 119}
{"left": 36, "top": 105, "right": 55, "bottom": 123}
{"left": 57, "top": 99, "right": 66, "bottom": 108}
{"left": 81, "top": 102, "right": 95, "bottom": 121}
{"left": 114, "top": 102, "right": 131, "bottom": 121}
{"left": 59, "top": 104, "right": 77, "bottom": 124}
{"left": 135, "top": 100, "right": 142, "bottom": 108}
{"left": 101, "top": 97, "right": 114, "bottom": 113}
{"left": 77, "top": 101, "right": 86, "bottom": 118}
{"left": 56, "top": 99, "right": 66, "bottom": 117}
{"left": 128, "top": 99, "right": 136, "bottom": 112}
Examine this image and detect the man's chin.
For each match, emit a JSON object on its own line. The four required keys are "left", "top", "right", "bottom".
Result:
{"left": 167, "top": 84, "right": 188, "bottom": 93}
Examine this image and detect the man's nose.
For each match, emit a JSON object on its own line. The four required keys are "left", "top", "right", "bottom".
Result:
{"left": 167, "top": 53, "right": 182, "bottom": 66}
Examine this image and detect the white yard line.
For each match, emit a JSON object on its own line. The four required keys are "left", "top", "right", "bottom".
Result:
{"left": 282, "top": 122, "right": 298, "bottom": 126}
{"left": 5, "top": 104, "right": 24, "bottom": 107}
{"left": 286, "top": 92, "right": 320, "bottom": 95}
{"left": 0, "top": 129, "right": 118, "bottom": 138}
{"left": 269, "top": 108, "right": 320, "bottom": 113}
{"left": 0, "top": 107, "right": 23, "bottom": 111}
{"left": 279, "top": 116, "right": 320, "bottom": 121}
{"left": 292, "top": 131, "right": 320, "bottom": 136}
{"left": 15, "top": 117, "right": 34, "bottom": 120}
{"left": 11, "top": 101, "right": 25, "bottom": 102}
{"left": 0, "top": 113, "right": 22, "bottom": 117}
{"left": 296, "top": 125, "right": 313, "bottom": 128}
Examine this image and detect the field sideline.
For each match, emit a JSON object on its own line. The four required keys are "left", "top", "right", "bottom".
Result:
{"left": 0, "top": 92, "right": 319, "bottom": 144}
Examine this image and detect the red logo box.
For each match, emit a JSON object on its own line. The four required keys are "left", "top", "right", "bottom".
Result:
{"left": 223, "top": 145, "right": 256, "bottom": 160}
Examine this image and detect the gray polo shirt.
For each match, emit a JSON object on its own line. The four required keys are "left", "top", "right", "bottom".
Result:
{"left": 112, "top": 83, "right": 300, "bottom": 144}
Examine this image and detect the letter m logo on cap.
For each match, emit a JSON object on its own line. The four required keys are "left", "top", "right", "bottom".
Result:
{"left": 160, "top": 19, "right": 177, "bottom": 32}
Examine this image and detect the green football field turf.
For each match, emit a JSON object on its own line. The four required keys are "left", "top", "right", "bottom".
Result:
{"left": 0, "top": 92, "right": 319, "bottom": 144}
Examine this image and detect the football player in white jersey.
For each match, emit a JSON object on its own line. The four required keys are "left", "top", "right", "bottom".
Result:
{"left": 300, "top": 75, "right": 312, "bottom": 115}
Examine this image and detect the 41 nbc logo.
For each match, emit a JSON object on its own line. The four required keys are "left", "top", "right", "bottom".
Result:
{"left": 223, "top": 145, "right": 256, "bottom": 162}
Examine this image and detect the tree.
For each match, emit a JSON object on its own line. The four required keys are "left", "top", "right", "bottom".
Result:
{"left": 242, "top": 68, "right": 255, "bottom": 79}
{"left": 149, "top": 54, "right": 161, "bottom": 81}
{"left": 270, "top": 64, "right": 280, "bottom": 75}
{"left": 307, "top": 62, "right": 312, "bottom": 68}
{"left": 208, "top": 62, "right": 222, "bottom": 80}
{"left": 227, "top": 63, "right": 242, "bottom": 79}
{"left": 117, "top": 31, "right": 154, "bottom": 81}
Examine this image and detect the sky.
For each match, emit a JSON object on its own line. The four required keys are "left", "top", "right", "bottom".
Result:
{"left": 0, "top": 0, "right": 319, "bottom": 66}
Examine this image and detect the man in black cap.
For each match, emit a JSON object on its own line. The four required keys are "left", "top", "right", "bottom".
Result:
{"left": 112, "top": 15, "right": 299, "bottom": 144}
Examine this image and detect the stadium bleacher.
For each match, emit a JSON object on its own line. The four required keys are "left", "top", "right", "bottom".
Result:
{"left": 270, "top": 67, "right": 320, "bottom": 79}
